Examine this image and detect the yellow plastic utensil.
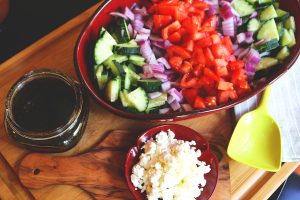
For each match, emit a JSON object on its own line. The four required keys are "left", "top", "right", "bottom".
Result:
{"left": 227, "top": 87, "right": 282, "bottom": 172}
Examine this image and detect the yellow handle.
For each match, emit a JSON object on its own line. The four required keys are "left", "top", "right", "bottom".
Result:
{"left": 258, "top": 86, "right": 272, "bottom": 113}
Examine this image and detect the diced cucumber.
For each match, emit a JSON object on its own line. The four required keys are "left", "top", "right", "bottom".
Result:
{"left": 275, "top": 9, "right": 290, "bottom": 22}
{"left": 127, "top": 63, "right": 137, "bottom": 73}
{"left": 284, "top": 16, "right": 296, "bottom": 31}
{"left": 95, "top": 65, "right": 109, "bottom": 90}
{"left": 138, "top": 79, "right": 162, "bottom": 93}
{"left": 127, "top": 87, "right": 148, "bottom": 112}
{"left": 256, "top": 57, "right": 279, "bottom": 71}
{"left": 113, "top": 46, "right": 140, "bottom": 55}
{"left": 106, "top": 76, "right": 121, "bottom": 102}
{"left": 258, "top": 0, "right": 273, "bottom": 5}
{"left": 112, "top": 19, "right": 131, "bottom": 43}
{"left": 255, "top": 39, "right": 279, "bottom": 53}
{"left": 257, "top": 19, "right": 279, "bottom": 41}
{"left": 288, "top": 29, "right": 296, "bottom": 48}
{"left": 232, "top": 0, "right": 255, "bottom": 17}
{"left": 103, "top": 54, "right": 128, "bottom": 75}
{"left": 260, "top": 5, "right": 277, "bottom": 21}
{"left": 146, "top": 93, "right": 168, "bottom": 113}
{"left": 123, "top": 66, "right": 141, "bottom": 90}
{"left": 246, "top": 0, "right": 258, "bottom": 4}
{"left": 94, "top": 28, "right": 117, "bottom": 65}
{"left": 119, "top": 90, "right": 131, "bottom": 107}
{"left": 274, "top": 2, "right": 279, "bottom": 8}
{"left": 247, "top": 18, "right": 261, "bottom": 32}
{"left": 277, "top": 22, "right": 284, "bottom": 36}
{"left": 129, "top": 55, "right": 146, "bottom": 66}
{"left": 280, "top": 29, "right": 293, "bottom": 47}
{"left": 276, "top": 46, "right": 290, "bottom": 60}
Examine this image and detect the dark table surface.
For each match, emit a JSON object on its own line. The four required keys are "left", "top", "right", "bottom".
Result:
{"left": 0, "top": 0, "right": 98, "bottom": 63}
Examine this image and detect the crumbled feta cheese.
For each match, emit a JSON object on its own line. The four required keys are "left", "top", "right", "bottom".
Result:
{"left": 131, "top": 129, "right": 211, "bottom": 200}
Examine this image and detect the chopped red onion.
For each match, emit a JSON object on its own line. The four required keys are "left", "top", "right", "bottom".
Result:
{"left": 143, "top": 65, "right": 153, "bottom": 78}
{"left": 154, "top": 73, "right": 168, "bottom": 82}
{"left": 167, "top": 95, "right": 175, "bottom": 104}
{"left": 133, "top": 6, "right": 148, "bottom": 16}
{"left": 205, "top": 0, "right": 219, "bottom": 6}
{"left": 220, "top": 2, "right": 234, "bottom": 19}
{"left": 170, "top": 101, "right": 181, "bottom": 111}
{"left": 161, "top": 82, "right": 171, "bottom": 92}
{"left": 164, "top": 40, "right": 173, "bottom": 48}
{"left": 134, "top": 14, "right": 143, "bottom": 21}
{"left": 145, "top": 18, "right": 153, "bottom": 29}
{"left": 152, "top": 47, "right": 165, "bottom": 58}
{"left": 157, "top": 57, "right": 171, "bottom": 69}
{"left": 234, "top": 16, "right": 243, "bottom": 26}
{"left": 207, "top": 4, "right": 219, "bottom": 16}
{"left": 222, "top": 17, "right": 235, "bottom": 36}
{"left": 124, "top": 7, "right": 135, "bottom": 21}
{"left": 139, "top": 28, "right": 151, "bottom": 34}
{"left": 135, "top": 33, "right": 150, "bottom": 42}
{"left": 159, "top": 108, "right": 170, "bottom": 114}
{"left": 245, "top": 62, "right": 256, "bottom": 73}
{"left": 232, "top": 44, "right": 239, "bottom": 51}
{"left": 260, "top": 51, "right": 270, "bottom": 57}
{"left": 140, "top": 40, "right": 157, "bottom": 64}
{"left": 150, "top": 35, "right": 164, "bottom": 42}
{"left": 168, "top": 88, "right": 183, "bottom": 102}
{"left": 237, "top": 32, "right": 246, "bottom": 43}
{"left": 250, "top": 11, "right": 258, "bottom": 19}
{"left": 182, "top": 104, "right": 193, "bottom": 111}
{"left": 244, "top": 48, "right": 260, "bottom": 65}
{"left": 110, "top": 12, "right": 128, "bottom": 20}
{"left": 152, "top": 41, "right": 165, "bottom": 49}
{"left": 148, "top": 92, "right": 162, "bottom": 99}
{"left": 238, "top": 48, "right": 250, "bottom": 60}
{"left": 150, "top": 64, "right": 165, "bottom": 73}
{"left": 133, "top": 19, "right": 144, "bottom": 31}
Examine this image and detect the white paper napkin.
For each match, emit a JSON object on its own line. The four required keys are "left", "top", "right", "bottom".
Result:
{"left": 234, "top": 59, "right": 300, "bottom": 162}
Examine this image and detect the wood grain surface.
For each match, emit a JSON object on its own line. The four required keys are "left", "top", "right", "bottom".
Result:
{"left": 0, "top": 1, "right": 298, "bottom": 200}
{"left": 18, "top": 130, "right": 230, "bottom": 200}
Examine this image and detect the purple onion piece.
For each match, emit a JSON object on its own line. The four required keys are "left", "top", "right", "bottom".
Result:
{"left": 150, "top": 34, "right": 164, "bottom": 42}
{"left": 110, "top": 12, "right": 128, "bottom": 20}
{"left": 222, "top": 17, "right": 235, "bottom": 36}
{"left": 161, "top": 82, "right": 171, "bottom": 92}
{"left": 148, "top": 92, "right": 162, "bottom": 99}
{"left": 250, "top": 11, "right": 258, "bottom": 19}
{"left": 170, "top": 101, "right": 181, "bottom": 111}
{"left": 139, "top": 40, "right": 157, "bottom": 64}
{"left": 124, "top": 7, "right": 135, "bottom": 21}
{"left": 157, "top": 57, "right": 171, "bottom": 69}
{"left": 168, "top": 88, "right": 183, "bottom": 102}
{"left": 159, "top": 108, "right": 170, "bottom": 114}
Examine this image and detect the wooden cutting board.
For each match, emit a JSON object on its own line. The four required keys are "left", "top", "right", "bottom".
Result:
{"left": 18, "top": 129, "right": 230, "bottom": 200}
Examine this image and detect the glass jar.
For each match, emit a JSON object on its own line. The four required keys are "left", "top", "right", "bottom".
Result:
{"left": 5, "top": 69, "right": 89, "bottom": 153}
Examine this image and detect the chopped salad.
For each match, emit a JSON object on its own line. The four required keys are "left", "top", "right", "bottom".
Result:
{"left": 92, "top": 0, "right": 296, "bottom": 114}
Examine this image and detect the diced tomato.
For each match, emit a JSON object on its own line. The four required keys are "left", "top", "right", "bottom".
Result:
{"left": 196, "top": 37, "right": 212, "bottom": 48}
{"left": 153, "top": 15, "right": 173, "bottom": 30}
{"left": 218, "top": 81, "right": 234, "bottom": 90}
{"left": 226, "top": 55, "right": 236, "bottom": 62}
{"left": 193, "top": 65, "right": 203, "bottom": 77}
{"left": 182, "top": 40, "right": 194, "bottom": 52}
{"left": 235, "top": 79, "right": 251, "bottom": 96}
{"left": 167, "top": 45, "right": 191, "bottom": 59}
{"left": 156, "top": 5, "right": 178, "bottom": 16}
{"left": 231, "top": 68, "right": 247, "bottom": 85}
{"left": 211, "top": 34, "right": 221, "bottom": 44}
{"left": 180, "top": 74, "right": 198, "bottom": 88}
{"left": 205, "top": 96, "right": 217, "bottom": 107}
{"left": 222, "top": 36, "right": 233, "bottom": 53}
{"left": 203, "top": 68, "right": 219, "bottom": 82}
{"left": 201, "top": 15, "right": 218, "bottom": 31}
{"left": 203, "top": 47, "right": 214, "bottom": 67}
{"left": 218, "top": 90, "right": 238, "bottom": 104}
{"left": 182, "top": 88, "right": 198, "bottom": 105}
{"left": 159, "top": 0, "right": 180, "bottom": 6}
{"left": 228, "top": 60, "right": 245, "bottom": 71}
{"left": 168, "top": 31, "right": 182, "bottom": 43}
{"left": 194, "top": 96, "right": 206, "bottom": 109}
{"left": 191, "top": 31, "right": 207, "bottom": 40}
{"left": 169, "top": 56, "right": 183, "bottom": 70}
{"left": 211, "top": 44, "right": 231, "bottom": 59}
{"left": 192, "top": 1, "right": 209, "bottom": 9}
{"left": 162, "top": 20, "right": 181, "bottom": 40}
{"left": 181, "top": 61, "right": 193, "bottom": 73}
{"left": 214, "top": 59, "right": 228, "bottom": 68}
{"left": 192, "top": 48, "right": 206, "bottom": 66}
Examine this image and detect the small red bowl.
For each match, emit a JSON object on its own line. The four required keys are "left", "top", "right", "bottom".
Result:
{"left": 125, "top": 124, "right": 218, "bottom": 200}
{"left": 74, "top": 0, "right": 300, "bottom": 121}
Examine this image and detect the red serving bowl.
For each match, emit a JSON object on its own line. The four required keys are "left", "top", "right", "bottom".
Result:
{"left": 74, "top": 0, "right": 300, "bottom": 121}
{"left": 125, "top": 124, "right": 218, "bottom": 200}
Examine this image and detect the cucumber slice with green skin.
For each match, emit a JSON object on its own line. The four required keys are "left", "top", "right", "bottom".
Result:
{"left": 119, "top": 90, "right": 131, "bottom": 107}
{"left": 232, "top": 0, "right": 255, "bottom": 17}
{"left": 95, "top": 65, "right": 109, "bottom": 90}
{"left": 256, "top": 57, "right": 279, "bottom": 71}
{"left": 257, "top": 19, "right": 279, "bottom": 41}
{"left": 112, "top": 60, "right": 125, "bottom": 76}
{"left": 258, "top": 0, "right": 273, "bottom": 5}
{"left": 106, "top": 76, "right": 121, "bottom": 102}
{"left": 277, "top": 22, "right": 284, "bottom": 37}
{"left": 103, "top": 54, "right": 128, "bottom": 75}
{"left": 260, "top": 5, "right": 277, "bottom": 21}
{"left": 276, "top": 46, "right": 290, "bottom": 60}
{"left": 113, "top": 46, "right": 140, "bottom": 55}
{"left": 123, "top": 66, "right": 141, "bottom": 90}
{"left": 275, "top": 9, "right": 290, "bottom": 22}
{"left": 246, "top": 0, "right": 258, "bottom": 4}
{"left": 284, "top": 16, "right": 296, "bottom": 31}
{"left": 138, "top": 79, "right": 162, "bottom": 93}
{"left": 247, "top": 18, "right": 261, "bottom": 32}
{"left": 146, "top": 93, "right": 168, "bottom": 113}
{"left": 288, "top": 29, "right": 296, "bottom": 48}
{"left": 255, "top": 39, "right": 279, "bottom": 53}
{"left": 274, "top": 2, "right": 279, "bottom": 8}
{"left": 127, "top": 87, "right": 148, "bottom": 112}
{"left": 280, "top": 29, "right": 293, "bottom": 47}
{"left": 129, "top": 55, "right": 146, "bottom": 66}
{"left": 94, "top": 28, "right": 117, "bottom": 65}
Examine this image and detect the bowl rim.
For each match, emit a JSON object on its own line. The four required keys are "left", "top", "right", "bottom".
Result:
{"left": 74, "top": 0, "right": 300, "bottom": 121}
{"left": 124, "top": 124, "right": 219, "bottom": 200}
